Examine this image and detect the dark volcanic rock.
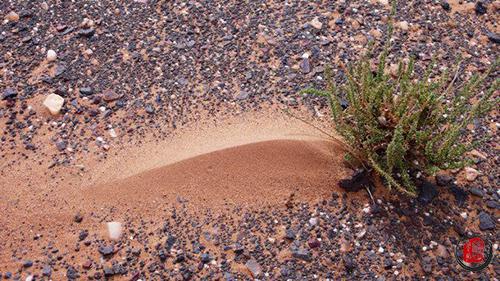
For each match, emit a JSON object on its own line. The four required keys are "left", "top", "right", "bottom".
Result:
{"left": 343, "top": 255, "right": 357, "bottom": 272}
{"left": 98, "top": 245, "right": 115, "bottom": 257}
{"left": 418, "top": 180, "right": 438, "bottom": 205}
{"left": 485, "top": 31, "right": 500, "bottom": 44}
{"left": 78, "top": 28, "right": 95, "bottom": 37}
{"left": 440, "top": 1, "right": 451, "bottom": 11}
{"left": 22, "top": 260, "right": 33, "bottom": 268}
{"left": 339, "top": 169, "right": 370, "bottom": 192}
{"left": 469, "top": 187, "right": 484, "bottom": 197}
{"left": 449, "top": 184, "right": 468, "bottom": 206}
{"left": 478, "top": 211, "right": 495, "bottom": 231}
{"left": 475, "top": 2, "right": 487, "bottom": 15}
{"left": 2, "top": 88, "right": 17, "bottom": 100}
{"left": 435, "top": 174, "right": 453, "bottom": 186}
{"left": 66, "top": 266, "right": 79, "bottom": 280}
{"left": 291, "top": 248, "right": 311, "bottom": 261}
{"left": 79, "top": 87, "right": 94, "bottom": 96}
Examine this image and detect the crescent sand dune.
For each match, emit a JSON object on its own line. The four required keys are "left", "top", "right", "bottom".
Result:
{"left": 0, "top": 111, "right": 352, "bottom": 273}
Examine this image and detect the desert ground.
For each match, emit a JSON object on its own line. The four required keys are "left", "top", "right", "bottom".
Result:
{"left": 0, "top": 0, "right": 499, "bottom": 280}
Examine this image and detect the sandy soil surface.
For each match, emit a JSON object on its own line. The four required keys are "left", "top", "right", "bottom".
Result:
{"left": 0, "top": 0, "right": 498, "bottom": 280}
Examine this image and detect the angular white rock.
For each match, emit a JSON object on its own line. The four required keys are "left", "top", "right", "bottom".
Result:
{"left": 107, "top": 221, "right": 122, "bottom": 240}
{"left": 43, "top": 94, "right": 64, "bottom": 115}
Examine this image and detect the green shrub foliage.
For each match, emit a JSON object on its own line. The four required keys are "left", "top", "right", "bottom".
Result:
{"left": 303, "top": 47, "right": 498, "bottom": 197}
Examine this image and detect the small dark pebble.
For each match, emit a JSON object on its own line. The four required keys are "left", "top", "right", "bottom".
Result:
{"left": 469, "top": 187, "right": 484, "bottom": 197}
{"left": 478, "top": 211, "right": 495, "bottom": 231}
{"left": 475, "top": 1, "right": 487, "bottom": 15}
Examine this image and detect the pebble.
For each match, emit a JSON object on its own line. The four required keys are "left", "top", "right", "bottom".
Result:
{"left": 74, "top": 212, "right": 83, "bottom": 223}
{"left": 79, "top": 87, "right": 94, "bottom": 96}
{"left": 47, "top": 50, "right": 57, "bottom": 62}
{"left": 478, "top": 211, "right": 495, "bottom": 230}
{"left": 102, "top": 89, "right": 122, "bottom": 102}
{"left": 98, "top": 245, "right": 115, "bottom": 256}
{"left": 245, "top": 258, "right": 262, "bottom": 278}
{"left": 107, "top": 221, "right": 122, "bottom": 240}
{"left": 5, "top": 11, "right": 19, "bottom": 22}
{"left": 475, "top": 1, "right": 487, "bottom": 15}
{"left": 469, "top": 187, "right": 484, "bottom": 197}
{"left": 22, "top": 260, "right": 33, "bottom": 268}
{"left": 435, "top": 174, "right": 453, "bottom": 186}
{"left": 300, "top": 58, "right": 311, "bottom": 73}
{"left": 109, "top": 128, "right": 118, "bottom": 138}
{"left": 292, "top": 248, "right": 312, "bottom": 261}
{"left": 309, "top": 217, "right": 318, "bottom": 226}
{"left": 309, "top": 17, "right": 323, "bottom": 30}
{"left": 2, "top": 88, "right": 17, "bottom": 100}
{"left": 464, "top": 167, "right": 480, "bottom": 181}
{"left": 43, "top": 94, "right": 64, "bottom": 115}
{"left": 398, "top": 21, "right": 409, "bottom": 31}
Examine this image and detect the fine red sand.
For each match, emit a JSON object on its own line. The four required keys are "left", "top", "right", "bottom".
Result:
{"left": 0, "top": 111, "right": 350, "bottom": 272}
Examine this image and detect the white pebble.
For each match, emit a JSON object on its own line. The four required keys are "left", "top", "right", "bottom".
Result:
{"left": 107, "top": 221, "right": 122, "bottom": 240}
{"left": 47, "top": 49, "right": 57, "bottom": 62}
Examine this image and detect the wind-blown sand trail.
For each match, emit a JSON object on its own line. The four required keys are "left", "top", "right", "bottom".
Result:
{"left": 0, "top": 111, "right": 353, "bottom": 279}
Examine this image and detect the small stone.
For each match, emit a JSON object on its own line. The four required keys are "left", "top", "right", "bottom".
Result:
{"left": 309, "top": 217, "right": 318, "bottom": 226}
{"left": 343, "top": 255, "right": 357, "bottom": 271}
{"left": 245, "top": 258, "right": 262, "bottom": 278}
{"left": 200, "top": 253, "right": 211, "bottom": 263}
{"left": 103, "top": 267, "right": 114, "bottom": 277}
{"left": 55, "top": 140, "right": 67, "bottom": 151}
{"left": 43, "top": 94, "right": 64, "bottom": 115}
{"left": 308, "top": 238, "right": 321, "bottom": 249}
{"left": 435, "top": 174, "right": 453, "bottom": 186}
{"left": 464, "top": 167, "right": 480, "bottom": 181}
{"left": 398, "top": 21, "right": 409, "bottom": 31}
{"left": 470, "top": 187, "right": 484, "bottom": 197}
{"left": 378, "top": 0, "right": 389, "bottom": 5}
{"left": 42, "top": 266, "right": 52, "bottom": 276}
{"left": 22, "top": 260, "right": 33, "bottom": 268}
{"left": 309, "top": 17, "right": 323, "bottom": 30}
{"left": 74, "top": 212, "right": 83, "bottom": 223}
{"left": 82, "top": 260, "right": 92, "bottom": 270}
{"left": 235, "top": 90, "right": 249, "bottom": 100}
{"left": 47, "top": 50, "right": 57, "bottom": 62}
{"left": 291, "top": 248, "right": 311, "bottom": 261}
{"left": 475, "top": 1, "right": 487, "bottom": 15}
{"left": 421, "top": 256, "right": 433, "bottom": 274}
{"left": 78, "top": 28, "right": 95, "bottom": 37}
{"left": 485, "top": 31, "right": 500, "bottom": 44}
{"left": 435, "top": 244, "right": 449, "bottom": 258}
{"left": 2, "top": 88, "right": 17, "bottom": 100}
{"left": 441, "top": 1, "right": 451, "bottom": 11}
{"left": 98, "top": 245, "right": 115, "bottom": 257}
{"left": 5, "top": 11, "right": 19, "bottom": 22}
{"left": 300, "top": 58, "right": 311, "bottom": 73}
{"left": 109, "top": 129, "right": 117, "bottom": 138}
{"left": 79, "top": 87, "right": 93, "bottom": 96}
{"left": 418, "top": 180, "right": 438, "bottom": 205}
{"left": 78, "top": 230, "right": 88, "bottom": 241}
{"left": 478, "top": 211, "right": 495, "bottom": 231}
{"left": 285, "top": 229, "right": 295, "bottom": 240}
{"left": 145, "top": 104, "right": 155, "bottom": 114}
{"left": 486, "top": 200, "right": 500, "bottom": 209}
{"left": 107, "top": 221, "right": 122, "bottom": 240}
{"left": 102, "top": 89, "right": 122, "bottom": 102}
{"left": 384, "top": 258, "right": 393, "bottom": 270}
{"left": 66, "top": 266, "right": 78, "bottom": 280}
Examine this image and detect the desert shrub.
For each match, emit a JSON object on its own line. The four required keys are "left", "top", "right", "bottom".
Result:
{"left": 303, "top": 35, "right": 498, "bottom": 197}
